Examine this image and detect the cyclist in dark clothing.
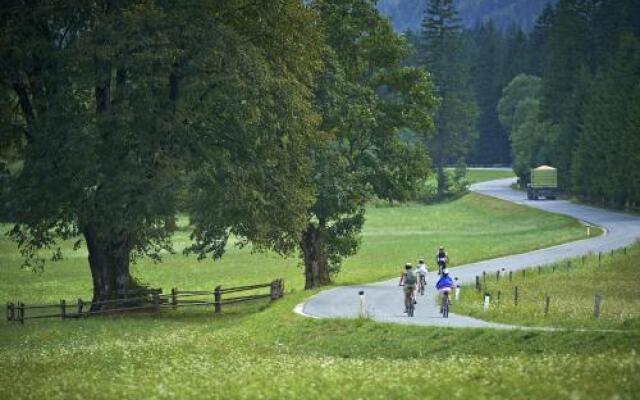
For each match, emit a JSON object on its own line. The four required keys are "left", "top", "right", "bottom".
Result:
{"left": 436, "top": 246, "right": 448, "bottom": 275}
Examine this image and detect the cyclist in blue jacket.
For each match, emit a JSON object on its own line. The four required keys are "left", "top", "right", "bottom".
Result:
{"left": 435, "top": 268, "right": 455, "bottom": 306}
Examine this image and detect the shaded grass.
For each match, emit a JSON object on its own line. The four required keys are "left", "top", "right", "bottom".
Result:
{"left": 454, "top": 244, "right": 640, "bottom": 330}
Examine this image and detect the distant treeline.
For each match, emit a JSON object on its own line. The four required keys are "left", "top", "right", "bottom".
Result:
{"left": 498, "top": 0, "right": 640, "bottom": 208}
{"left": 407, "top": 0, "right": 640, "bottom": 208}
{"left": 378, "top": 0, "right": 558, "bottom": 32}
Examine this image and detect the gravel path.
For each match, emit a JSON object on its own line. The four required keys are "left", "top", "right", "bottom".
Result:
{"left": 297, "top": 177, "right": 640, "bottom": 329}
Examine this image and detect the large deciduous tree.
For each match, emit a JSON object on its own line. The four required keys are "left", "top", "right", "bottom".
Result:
{"left": 1, "top": 0, "right": 322, "bottom": 307}
{"left": 301, "top": 0, "right": 437, "bottom": 289}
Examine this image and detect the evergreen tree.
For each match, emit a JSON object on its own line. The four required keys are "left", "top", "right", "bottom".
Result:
{"left": 468, "top": 21, "right": 510, "bottom": 164}
{"left": 419, "top": 0, "right": 476, "bottom": 197}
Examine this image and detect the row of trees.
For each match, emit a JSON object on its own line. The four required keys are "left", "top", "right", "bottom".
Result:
{"left": 404, "top": 0, "right": 545, "bottom": 195}
{"left": 0, "top": 0, "right": 436, "bottom": 302}
{"left": 497, "top": 0, "right": 640, "bottom": 208}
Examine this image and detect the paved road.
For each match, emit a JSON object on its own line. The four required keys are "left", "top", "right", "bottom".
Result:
{"left": 298, "top": 178, "right": 640, "bottom": 329}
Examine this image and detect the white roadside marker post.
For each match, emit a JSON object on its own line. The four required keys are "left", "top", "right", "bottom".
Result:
{"left": 483, "top": 293, "right": 491, "bottom": 312}
{"left": 358, "top": 290, "right": 367, "bottom": 318}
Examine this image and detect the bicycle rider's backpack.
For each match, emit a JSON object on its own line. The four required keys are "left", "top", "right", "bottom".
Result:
{"left": 405, "top": 270, "right": 417, "bottom": 285}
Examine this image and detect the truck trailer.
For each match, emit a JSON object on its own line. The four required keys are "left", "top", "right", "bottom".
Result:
{"left": 527, "top": 165, "right": 557, "bottom": 200}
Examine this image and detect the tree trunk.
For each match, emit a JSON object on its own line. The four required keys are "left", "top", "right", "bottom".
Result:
{"left": 83, "top": 225, "right": 131, "bottom": 310}
{"left": 300, "top": 225, "right": 331, "bottom": 290}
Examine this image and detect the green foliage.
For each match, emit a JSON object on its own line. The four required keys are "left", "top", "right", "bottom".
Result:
{"left": 377, "top": 0, "right": 559, "bottom": 32}
{"left": 496, "top": 74, "right": 551, "bottom": 183}
{"left": 299, "top": 0, "right": 437, "bottom": 286}
{"left": 418, "top": 0, "right": 477, "bottom": 197}
{"left": 572, "top": 33, "right": 640, "bottom": 206}
{"left": 530, "top": 0, "right": 640, "bottom": 205}
{"left": 0, "top": 1, "right": 324, "bottom": 284}
{"left": 497, "top": 74, "right": 542, "bottom": 132}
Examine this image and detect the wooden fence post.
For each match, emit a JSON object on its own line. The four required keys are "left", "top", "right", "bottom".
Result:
{"left": 544, "top": 295, "right": 550, "bottom": 317}
{"left": 279, "top": 279, "right": 284, "bottom": 298}
{"left": 593, "top": 295, "right": 603, "bottom": 319}
{"left": 270, "top": 280, "right": 277, "bottom": 300}
{"left": 77, "top": 298, "right": 83, "bottom": 317}
{"left": 60, "top": 299, "right": 66, "bottom": 320}
{"left": 598, "top": 252, "right": 602, "bottom": 267}
{"left": 171, "top": 288, "right": 177, "bottom": 309}
{"left": 552, "top": 264, "right": 556, "bottom": 273}
{"left": 496, "top": 270, "right": 500, "bottom": 281}
{"left": 475, "top": 276, "right": 481, "bottom": 292}
{"left": 538, "top": 266, "right": 541, "bottom": 275}
{"left": 514, "top": 286, "right": 519, "bottom": 306}
{"left": 6, "top": 302, "right": 14, "bottom": 322}
{"left": 497, "top": 290, "right": 501, "bottom": 303}
{"left": 153, "top": 292, "right": 160, "bottom": 312}
{"left": 509, "top": 271, "right": 512, "bottom": 282}
{"left": 624, "top": 247, "right": 627, "bottom": 256}
{"left": 482, "top": 271, "right": 486, "bottom": 284}
{"left": 522, "top": 269, "right": 526, "bottom": 279}
{"left": 19, "top": 302, "right": 25, "bottom": 324}
{"left": 214, "top": 286, "right": 222, "bottom": 314}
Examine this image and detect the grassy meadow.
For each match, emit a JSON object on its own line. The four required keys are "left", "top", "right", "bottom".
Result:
{"left": 454, "top": 243, "right": 640, "bottom": 330}
{"left": 1, "top": 169, "right": 637, "bottom": 399}
{"left": 465, "top": 168, "right": 515, "bottom": 184}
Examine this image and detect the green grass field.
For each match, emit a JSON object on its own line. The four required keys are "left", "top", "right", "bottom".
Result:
{"left": 465, "top": 168, "right": 515, "bottom": 183}
{"left": 1, "top": 169, "right": 636, "bottom": 399}
{"left": 454, "top": 244, "right": 640, "bottom": 330}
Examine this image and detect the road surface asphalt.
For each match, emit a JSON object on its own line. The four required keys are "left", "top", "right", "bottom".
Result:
{"left": 297, "top": 177, "right": 640, "bottom": 329}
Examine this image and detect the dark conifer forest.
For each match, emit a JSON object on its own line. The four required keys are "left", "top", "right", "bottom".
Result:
{"left": 397, "top": 0, "right": 640, "bottom": 208}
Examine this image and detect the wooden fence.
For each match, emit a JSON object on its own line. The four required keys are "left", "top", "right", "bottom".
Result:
{"left": 6, "top": 279, "right": 284, "bottom": 324}
{"left": 470, "top": 246, "right": 639, "bottom": 320}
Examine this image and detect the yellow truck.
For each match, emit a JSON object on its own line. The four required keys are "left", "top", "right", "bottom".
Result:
{"left": 527, "top": 165, "right": 557, "bottom": 200}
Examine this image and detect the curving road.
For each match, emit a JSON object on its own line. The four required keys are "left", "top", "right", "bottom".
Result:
{"left": 297, "top": 177, "right": 640, "bottom": 329}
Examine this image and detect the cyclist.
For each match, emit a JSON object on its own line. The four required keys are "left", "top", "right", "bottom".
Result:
{"left": 435, "top": 268, "right": 455, "bottom": 313}
{"left": 435, "top": 246, "right": 448, "bottom": 275}
{"left": 398, "top": 262, "right": 417, "bottom": 313}
{"left": 416, "top": 258, "right": 428, "bottom": 293}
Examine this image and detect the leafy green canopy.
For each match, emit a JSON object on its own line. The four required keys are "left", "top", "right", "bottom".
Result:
{"left": 301, "top": 0, "right": 436, "bottom": 282}
{"left": 0, "top": 1, "right": 322, "bottom": 268}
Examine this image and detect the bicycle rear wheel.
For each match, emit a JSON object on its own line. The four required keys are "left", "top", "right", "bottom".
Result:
{"left": 405, "top": 294, "right": 415, "bottom": 317}
{"left": 442, "top": 294, "right": 449, "bottom": 318}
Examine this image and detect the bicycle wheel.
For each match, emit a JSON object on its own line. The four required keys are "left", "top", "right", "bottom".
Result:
{"left": 442, "top": 294, "right": 449, "bottom": 318}
{"left": 405, "top": 294, "right": 414, "bottom": 317}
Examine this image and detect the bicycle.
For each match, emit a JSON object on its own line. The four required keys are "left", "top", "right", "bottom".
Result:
{"left": 405, "top": 290, "right": 415, "bottom": 317}
{"left": 418, "top": 274, "right": 426, "bottom": 296}
{"left": 440, "top": 291, "right": 450, "bottom": 318}
{"left": 437, "top": 259, "right": 446, "bottom": 275}
{"left": 401, "top": 285, "right": 416, "bottom": 317}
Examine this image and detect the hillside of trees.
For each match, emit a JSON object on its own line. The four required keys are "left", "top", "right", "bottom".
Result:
{"left": 378, "top": 0, "right": 558, "bottom": 32}
{"left": 502, "top": 0, "right": 640, "bottom": 208}
{"left": 405, "top": 0, "right": 639, "bottom": 207}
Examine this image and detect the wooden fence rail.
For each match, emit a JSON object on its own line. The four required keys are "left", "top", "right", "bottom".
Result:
{"left": 6, "top": 279, "right": 284, "bottom": 324}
